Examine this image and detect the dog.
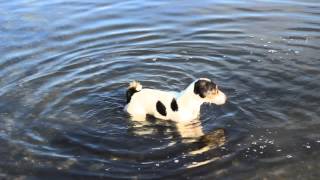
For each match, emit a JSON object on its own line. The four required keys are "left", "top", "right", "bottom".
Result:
{"left": 124, "top": 78, "right": 227, "bottom": 122}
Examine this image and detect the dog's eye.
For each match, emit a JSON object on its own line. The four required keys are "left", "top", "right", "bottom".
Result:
{"left": 215, "top": 85, "right": 219, "bottom": 94}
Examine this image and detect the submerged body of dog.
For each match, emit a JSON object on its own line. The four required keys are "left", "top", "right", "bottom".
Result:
{"left": 125, "top": 78, "right": 227, "bottom": 122}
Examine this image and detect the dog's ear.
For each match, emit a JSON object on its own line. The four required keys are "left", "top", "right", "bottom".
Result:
{"left": 194, "top": 79, "right": 216, "bottom": 98}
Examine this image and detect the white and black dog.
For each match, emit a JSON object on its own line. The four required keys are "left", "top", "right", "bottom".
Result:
{"left": 124, "top": 78, "right": 227, "bottom": 122}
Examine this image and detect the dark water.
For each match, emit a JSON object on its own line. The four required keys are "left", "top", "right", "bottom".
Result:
{"left": 1, "top": 0, "right": 320, "bottom": 179}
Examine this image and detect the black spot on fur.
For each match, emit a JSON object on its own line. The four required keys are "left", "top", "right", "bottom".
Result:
{"left": 171, "top": 98, "right": 178, "bottom": 111}
{"left": 126, "top": 88, "right": 138, "bottom": 103}
{"left": 194, "top": 79, "right": 216, "bottom": 98}
{"left": 156, "top": 101, "right": 167, "bottom": 116}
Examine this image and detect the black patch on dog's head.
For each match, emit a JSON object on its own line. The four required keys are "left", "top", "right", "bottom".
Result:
{"left": 156, "top": 101, "right": 167, "bottom": 116}
{"left": 170, "top": 98, "right": 178, "bottom": 111}
{"left": 194, "top": 79, "right": 216, "bottom": 98}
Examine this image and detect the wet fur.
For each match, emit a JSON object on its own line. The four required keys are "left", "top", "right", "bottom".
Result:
{"left": 124, "top": 78, "right": 227, "bottom": 122}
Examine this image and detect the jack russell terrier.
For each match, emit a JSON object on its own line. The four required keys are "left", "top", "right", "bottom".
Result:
{"left": 124, "top": 78, "right": 227, "bottom": 122}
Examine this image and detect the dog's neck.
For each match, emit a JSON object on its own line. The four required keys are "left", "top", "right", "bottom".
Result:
{"left": 177, "top": 82, "right": 203, "bottom": 115}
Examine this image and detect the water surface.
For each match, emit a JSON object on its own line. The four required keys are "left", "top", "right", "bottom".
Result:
{"left": 1, "top": 0, "right": 320, "bottom": 179}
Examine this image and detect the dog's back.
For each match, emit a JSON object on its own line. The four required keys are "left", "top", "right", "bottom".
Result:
{"left": 125, "top": 81, "right": 178, "bottom": 120}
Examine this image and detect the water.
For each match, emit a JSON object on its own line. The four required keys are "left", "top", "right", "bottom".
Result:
{"left": 1, "top": 0, "right": 320, "bottom": 179}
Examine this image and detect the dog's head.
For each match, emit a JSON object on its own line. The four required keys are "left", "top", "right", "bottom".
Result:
{"left": 193, "top": 78, "right": 227, "bottom": 105}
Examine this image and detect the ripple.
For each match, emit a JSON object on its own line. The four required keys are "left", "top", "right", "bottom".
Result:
{"left": 1, "top": 0, "right": 320, "bottom": 179}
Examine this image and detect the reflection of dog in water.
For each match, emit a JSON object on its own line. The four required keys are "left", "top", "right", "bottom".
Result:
{"left": 125, "top": 78, "right": 227, "bottom": 143}
{"left": 129, "top": 118, "right": 226, "bottom": 155}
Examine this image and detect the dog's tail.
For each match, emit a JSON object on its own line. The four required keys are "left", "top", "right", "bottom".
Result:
{"left": 126, "top": 81, "right": 142, "bottom": 103}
